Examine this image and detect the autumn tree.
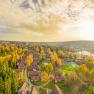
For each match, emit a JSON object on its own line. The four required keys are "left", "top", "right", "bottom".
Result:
{"left": 26, "top": 54, "right": 33, "bottom": 66}
{"left": 41, "top": 71, "right": 49, "bottom": 82}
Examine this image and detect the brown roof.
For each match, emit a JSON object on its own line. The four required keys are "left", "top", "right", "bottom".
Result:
{"left": 55, "top": 72, "right": 64, "bottom": 82}
{"left": 17, "top": 63, "right": 26, "bottom": 69}
{"left": 28, "top": 71, "right": 40, "bottom": 81}
{"left": 29, "top": 63, "right": 38, "bottom": 71}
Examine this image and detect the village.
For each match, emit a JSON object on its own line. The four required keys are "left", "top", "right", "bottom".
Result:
{"left": 16, "top": 49, "right": 64, "bottom": 94}
{"left": 1, "top": 42, "right": 94, "bottom": 94}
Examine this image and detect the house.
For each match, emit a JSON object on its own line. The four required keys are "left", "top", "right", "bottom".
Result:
{"left": 29, "top": 62, "right": 38, "bottom": 71}
{"left": 54, "top": 72, "right": 64, "bottom": 82}
{"left": 16, "top": 62, "right": 26, "bottom": 70}
{"left": 18, "top": 79, "right": 32, "bottom": 94}
{"left": 28, "top": 70, "right": 40, "bottom": 81}
{"left": 34, "top": 52, "right": 39, "bottom": 60}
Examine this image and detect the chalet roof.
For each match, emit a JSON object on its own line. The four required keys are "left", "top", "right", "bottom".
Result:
{"left": 54, "top": 72, "right": 64, "bottom": 82}
{"left": 17, "top": 62, "right": 26, "bottom": 69}
{"left": 29, "top": 71, "right": 40, "bottom": 76}
{"left": 18, "top": 80, "right": 31, "bottom": 94}
{"left": 29, "top": 63, "right": 38, "bottom": 71}
{"left": 28, "top": 71, "right": 40, "bottom": 81}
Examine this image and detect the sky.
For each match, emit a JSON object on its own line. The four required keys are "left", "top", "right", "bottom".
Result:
{"left": 0, "top": 0, "right": 94, "bottom": 42}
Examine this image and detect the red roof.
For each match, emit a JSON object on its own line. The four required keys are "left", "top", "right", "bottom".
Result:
{"left": 17, "top": 63, "right": 26, "bottom": 69}
{"left": 55, "top": 72, "right": 64, "bottom": 82}
{"left": 28, "top": 71, "right": 40, "bottom": 81}
{"left": 29, "top": 62, "right": 38, "bottom": 71}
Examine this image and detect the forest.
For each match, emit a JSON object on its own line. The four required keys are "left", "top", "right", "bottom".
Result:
{"left": 0, "top": 41, "right": 94, "bottom": 94}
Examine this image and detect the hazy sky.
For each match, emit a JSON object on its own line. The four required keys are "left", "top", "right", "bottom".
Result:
{"left": 0, "top": 0, "right": 94, "bottom": 42}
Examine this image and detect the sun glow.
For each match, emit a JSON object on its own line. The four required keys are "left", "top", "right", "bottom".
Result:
{"left": 77, "top": 18, "right": 94, "bottom": 40}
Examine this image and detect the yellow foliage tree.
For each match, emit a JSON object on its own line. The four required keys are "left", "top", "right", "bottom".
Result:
{"left": 58, "top": 50, "right": 64, "bottom": 57}
{"left": 0, "top": 56, "right": 5, "bottom": 62}
{"left": 19, "top": 71, "right": 27, "bottom": 85}
{"left": 49, "top": 74, "right": 54, "bottom": 80}
{"left": 41, "top": 71, "right": 49, "bottom": 82}
{"left": 56, "top": 58, "right": 62, "bottom": 66}
{"left": 26, "top": 54, "right": 33, "bottom": 66}
{"left": 46, "top": 63, "right": 53, "bottom": 72}
{"left": 80, "top": 64, "right": 89, "bottom": 73}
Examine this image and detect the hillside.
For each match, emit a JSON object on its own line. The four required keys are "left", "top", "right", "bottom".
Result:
{"left": 1, "top": 40, "right": 94, "bottom": 53}
{"left": 61, "top": 41, "right": 94, "bottom": 53}
{"left": 30, "top": 41, "right": 94, "bottom": 53}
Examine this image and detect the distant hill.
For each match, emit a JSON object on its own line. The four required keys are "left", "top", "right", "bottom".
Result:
{"left": 43, "top": 41, "right": 94, "bottom": 53}
{"left": 0, "top": 40, "right": 94, "bottom": 53}
{"left": 36, "top": 41, "right": 94, "bottom": 53}
{"left": 61, "top": 41, "right": 94, "bottom": 53}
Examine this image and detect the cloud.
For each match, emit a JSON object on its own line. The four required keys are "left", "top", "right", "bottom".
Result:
{"left": 0, "top": 25, "right": 17, "bottom": 34}
{"left": 16, "top": 13, "right": 63, "bottom": 34}
{"left": 0, "top": 0, "right": 94, "bottom": 42}
{"left": 19, "top": 0, "right": 31, "bottom": 9}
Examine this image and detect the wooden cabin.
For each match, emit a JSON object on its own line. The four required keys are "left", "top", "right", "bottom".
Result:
{"left": 28, "top": 70, "right": 40, "bottom": 81}
{"left": 54, "top": 72, "right": 64, "bottom": 82}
